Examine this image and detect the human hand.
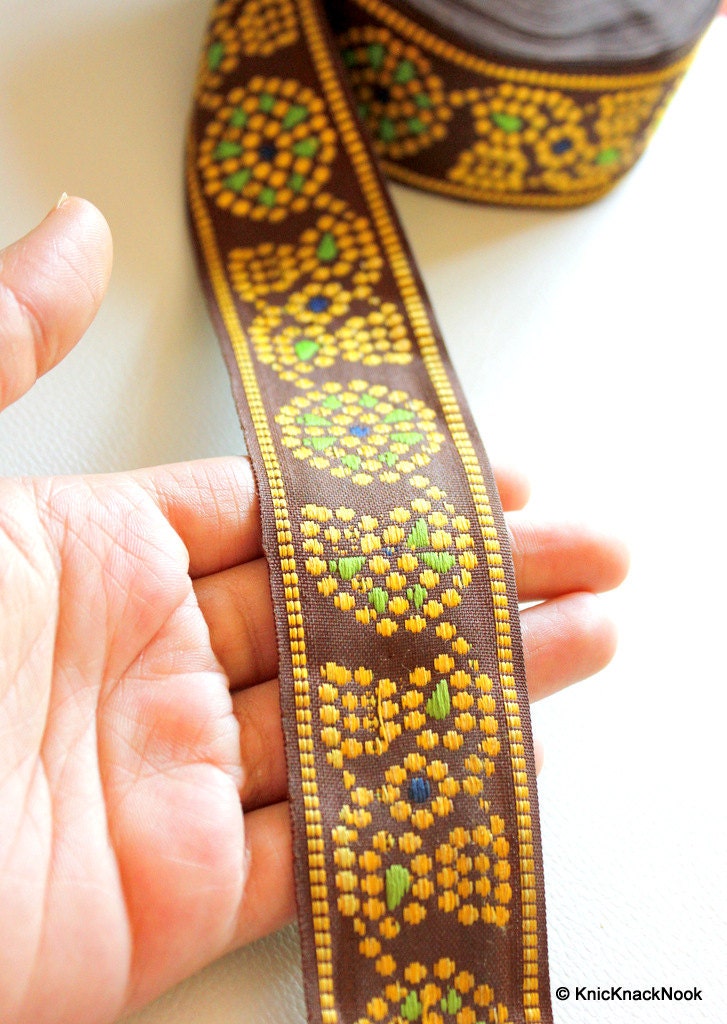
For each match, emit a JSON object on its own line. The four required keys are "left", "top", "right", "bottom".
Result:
{"left": 0, "top": 199, "right": 628, "bottom": 1024}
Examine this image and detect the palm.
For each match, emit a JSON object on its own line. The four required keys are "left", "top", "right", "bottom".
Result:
{"left": 0, "top": 197, "right": 628, "bottom": 1024}
{"left": 1, "top": 474, "right": 244, "bottom": 1024}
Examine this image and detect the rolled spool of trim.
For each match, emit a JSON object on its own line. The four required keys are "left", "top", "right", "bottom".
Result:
{"left": 325, "top": 0, "right": 720, "bottom": 206}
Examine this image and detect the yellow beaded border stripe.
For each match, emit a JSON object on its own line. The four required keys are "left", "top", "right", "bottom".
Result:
{"left": 342, "top": 0, "right": 696, "bottom": 207}
{"left": 299, "top": 1, "right": 543, "bottom": 1018}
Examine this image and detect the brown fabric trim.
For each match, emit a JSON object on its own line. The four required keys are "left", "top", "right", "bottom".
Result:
{"left": 185, "top": 1, "right": 705, "bottom": 1023}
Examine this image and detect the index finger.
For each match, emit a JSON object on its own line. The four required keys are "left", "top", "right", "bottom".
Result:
{"left": 130, "top": 456, "right": 262, "bottom": 578}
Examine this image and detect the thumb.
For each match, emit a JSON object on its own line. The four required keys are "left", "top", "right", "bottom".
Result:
{"left": 0, "top": 195, "right": 113, "bottom": 412}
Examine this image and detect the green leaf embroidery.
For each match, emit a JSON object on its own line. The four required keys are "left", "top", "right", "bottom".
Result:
{"left": 407, "top": 518, "right": 429, "bottom": 549}
{"left": 309, "top": 436, "right": 337, "bottom": 451}
{"left": 336, "top": 556, "right": 366, "bottom": 580}
{"left": 207, "top": 41, "right": 225, "bottom": 72}
{"left": 294, "top": 340, "right": 320, "bottom": 362}
{"left": 420, "top": 551, "right": 456, "bottom": 574}
{"left": 368, "top": 587, "right": 389, "bottom": 615}
{"left": 386, "top": 864, "right": 411, "bottom": 911}
{"left": 394, "top": 60, "right": 416, "bottom": 84}
{"left": 390, "top": 431, "right": 424, "bottom": 446}
{"left": 491, "top": 111, "right": 524, "bottom": 133}
{"left": 368, "top": 43, "right": 386, "bottom": 70}
{"left": 223, "top": 168, "right": 251, "bottom": 192}
{"left": 383, "top": 409, "right": 415, "bottom": 424}
{"left": 400, "top": 990, "right": 422, "bottom": 1021}
{"left": 214, "top": 140, "right": 243, "bottom": 161}
{"left": 406, "top": 584, "right": 428, "bottom": 609}
{"left": 441, "top": 988, "right": 463, "bottom": 1015}
{"left": 426, "top": 679, "right": 450, "bottom": 720}
{"left": 596, "top": 146, "right": 621, "bottom": 166}
{"left": 293, "top": 137, "right": 319, "bottom": 158}
{"left": 299, "top": 413, "right": 331, "bottom": 427}
{"left": 282, "top": 104, "right": 309, "bottom": 129}
{"left": 316, "top": 232, "right": 338, "bottom": 262}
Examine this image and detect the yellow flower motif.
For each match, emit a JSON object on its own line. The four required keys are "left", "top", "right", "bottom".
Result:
{"left": 316, "top": 656, "right": 499, "bottom": 777}
{"left": 249, "top": 320, "right": 338, "bottom": 382}
{"left": 248, "top": 300, "right": 414, "bottom": 384}
{"left": 336, "top": 303, "right": 413, "bottom": 368}
{"left": 447, "top": 141, "right": 528, "bottom": 195}
{"left": 333, "top": 809, "right": 511, "bottom": 942}
{"left": 237, "top": 0, "right": 298, "bottom": 57}
{"left": 195, "top": 0, "right": 299, "bottom": 110}
{"left": 276, "top": 380, "right": 443, "bottom": 486}
{"left": 533, "top": 120, "right": 593, "bottom": 172}
{"left": 284, "top": 281, "right": 353, "bottom": 325}
{"left": 338, "top": 24, "right": 451, "bottom": 160}
{"left": 589, "top": 85, "right": 664, "bottom": 174}
{"left": 228, "top": 239, "right": 300, "bottom": 306}
{"left": 227, "top": 193, "right": 384, "bottom": 307}
{"left": 596, "top": 86, "right": 663, "bottom": 142}
{"left": 451, "top": 81, "right": 650, "bottom": 197}
{"left": 197, "top": 76, "right": 337, "bottom": 222}
{"left": 300, "top": 499, "right": 476, "bottom": 632}
{"left": 294, "top": 193, "right": 383, "bottom": 291}
{"left": 194, "top": 0, "right": 241, "bottom": 110}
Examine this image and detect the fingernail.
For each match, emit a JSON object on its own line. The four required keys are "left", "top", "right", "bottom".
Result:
{"left": 54, "top": 191, "right": 69, "bottom": 211}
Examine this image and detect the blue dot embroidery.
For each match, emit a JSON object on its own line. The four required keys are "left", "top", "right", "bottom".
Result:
{"left": 409, "top": 777, "right": 431, "bottom": 803}
{"left": 258, "top": 142, "right": 278, "bottom": 162}
{"left": 349, "top": 424, "right": 371, "bottom": 438}
{"left": 308, "top": 295, "right": 330, "bottom": 313}
{"left": 551, "top": 138, "right": 573, "bottom": 155}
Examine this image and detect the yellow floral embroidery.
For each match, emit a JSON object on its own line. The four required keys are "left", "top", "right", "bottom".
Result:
{"left": 449, "top": 79, "right": 672, "bottom": 197}
{"left": 276, "top": 380, "right": 444, "bottom": 486}
{"left": 195, "top": 0, "right": 299, "bottom": 110}
{"left": 237, "top": 0, "right": 298, "bottom": 57}
{"left": 228, "top": 193, "right": 384, "bottom": 307}
{"left": 338, "top": 24, "right": 452, "bottom": 160}
{"left": 301, "top": 499, "right": 476, "bottom": 634}
{"left": 195, "top": 0, "right": 242, "bottom": 110}
{"left": 317, "top": 656, "right": 500, "bottom": 777}
{"left": 249, "top": 301, "right": 413, "bottom": 383}
{"left": 198, "top": 76, "right": 337, "bottom": 221}
{"left": 448, "top": 141, "right": 528, "bottom": 195}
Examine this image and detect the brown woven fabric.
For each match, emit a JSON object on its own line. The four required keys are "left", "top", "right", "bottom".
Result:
{"left": 185, "top": 2, "right": 712, "bottom": 1023}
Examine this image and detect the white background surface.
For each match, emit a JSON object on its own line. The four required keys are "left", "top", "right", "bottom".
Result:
{"left": 1, "top": 3, "right": 725, "bottom": 1022}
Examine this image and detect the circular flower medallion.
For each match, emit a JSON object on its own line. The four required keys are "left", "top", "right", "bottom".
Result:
{"left": 338, "top": 25, "right": 451, "bottom": 159}
{"left": 198, "top": 76, "right": 337, "bottom": 221}
{"left": 229, "top": 238, "right": 301, "bottom": 305}
{"left": 300, "top": 498, "right": 476, "bottom": 635}
{"left": 276, "top": 380, "right": 444, "bottom": 486}
{"left": 333, "top": 793, "right": 512, "bottom": 939}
